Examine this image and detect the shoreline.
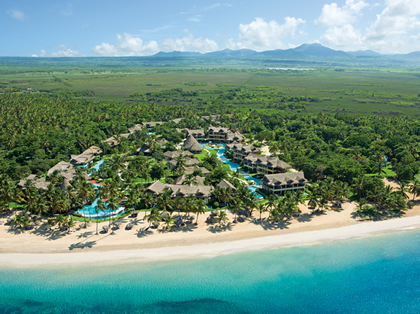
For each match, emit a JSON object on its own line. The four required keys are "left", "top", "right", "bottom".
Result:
{"left": 1, "top": 215, "right": 420, "bottom": 268}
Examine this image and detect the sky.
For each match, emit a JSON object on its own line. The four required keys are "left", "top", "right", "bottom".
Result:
{"left": 2, "top": 0, "right": 420, "bottom": 57}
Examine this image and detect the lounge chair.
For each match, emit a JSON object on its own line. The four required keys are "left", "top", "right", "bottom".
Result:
{"left": 125, "top": 224, "right": 133, "bottom": 230}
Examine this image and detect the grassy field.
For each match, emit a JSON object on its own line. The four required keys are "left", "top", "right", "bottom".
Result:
{"left": 1, "top": 68, "right": 420, "bottom": 115}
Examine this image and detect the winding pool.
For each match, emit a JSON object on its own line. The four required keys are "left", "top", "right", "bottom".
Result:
{"left": 202, "top": 144, "right": 263, "bottom": 199}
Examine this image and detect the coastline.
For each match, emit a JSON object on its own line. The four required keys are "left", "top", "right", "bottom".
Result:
{"left": 1, "top": 214, "right": 420, "bottom": 268}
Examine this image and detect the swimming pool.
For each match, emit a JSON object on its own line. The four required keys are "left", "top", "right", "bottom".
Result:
{"left": 201, "top": 144, "right": 263, "bottom": 199}
{"left": 77, "top": 198, "right": 124, "bottom": 219}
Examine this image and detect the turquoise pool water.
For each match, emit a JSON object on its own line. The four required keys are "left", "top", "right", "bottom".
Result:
{"left": 77, "top": 198, "right": 124, "bottom": 218}
{"left": 203, "top": 144, "right": 263, "bottom": 199}
{"left": 0, "top": 229, "right": 419, "bottom": 313}
{"left": 76, "top": 159, "right": 125, "bottom": 218}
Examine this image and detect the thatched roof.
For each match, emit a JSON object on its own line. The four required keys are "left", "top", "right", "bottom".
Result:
{"left": 128, "top": 124, "right": 143, "bottom": 134}
{"left": 262, "top": 172, "right": 307, "bottom": 187}
{"left": 217, "top": 179, "right": 237, "bottom": 190}
{"left": 48, "top": 161, "right": 73, "bottom": 175}
{"left": 183, "top": 135, "right": 203, "bottom": 153}
{"left": 146, "top": 180, "right": 214, "bottom": 198}
{"left": 164, "top": 151, "right": 193, "bottom": 160}
{"left": 243, "top": 154, "right": 292, "bottom": 170}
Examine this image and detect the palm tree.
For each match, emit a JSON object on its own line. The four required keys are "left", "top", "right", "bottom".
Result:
{"left": 67, "top": 218, "right": 76, "bottom": 233}
{"left": 352, "top": 176, "right": 366, "bottom": 200}
{"left": 144, "top": 207, "right": 160, "bottom": 228}
{"left": 230, "top": 199, "right": 242, "bottom": 222}
{"left": 56, "top": 214, "right": 68, "bottom": 230}
{"left": 217, "top": 210, "right": 229, "bottom": 226}
{"left": 410, "top": 180, "right": 420, "bottom": 201}
{"left": 107, "top": 196, "right": 120, "bottom": 234}
{"left": 194, "top": 199, "right": 207, "bottom": 225}
{"left": 396, "top": 182, "right": 409, "bottom": 201}
{"left": 95, "top": 199, "right": 107, "bottom": 235}
{"left": 256, "top": 202, "right": 266, "bottom": 220}
{"left": 163, "top": 216, "right": 175, "bottom": 231}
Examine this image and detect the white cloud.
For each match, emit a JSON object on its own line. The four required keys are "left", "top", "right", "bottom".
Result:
{"left": 228, "top": 17, "right": 305, "bottom": 51}
{"left": 316, "top": 0, "right": 368, "bottom": 26}
{"left": 320, "top": 24, "right": 363, "bottom": 49}
{"left": 51, "top": 45, "right": 80, "bottom": 57}
{"left": 92, "top": 33, "right": 218, "bottom": 56}
{"left": 92, "top": 33, "right": 159, "bottom": 56}
{"left": 161, "top": 33, "right": 218, "bottom": 53}
{"left": 366, "top": 0, "right": 420, "bottom": 41}
{"left": 7, "top": 10, "right": 27, "bottom": 21}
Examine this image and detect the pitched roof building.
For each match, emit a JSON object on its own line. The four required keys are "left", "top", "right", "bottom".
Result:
{"left": 243, "top": 154, "right": 292, "bottom": 174}
{"left": 261, "top": 172, "right": 307, "bottom": 195}
{"left": 164, "top": 150, "right": 193, "bottom": 160}
{"left": 146, "top": 180, "right": 214, "bottom": 199}
{"left": 183, "top": 135, "right": 204, "bottom": 154}
{"left": 217, "top": 179, "right": 237, "bottom": 191}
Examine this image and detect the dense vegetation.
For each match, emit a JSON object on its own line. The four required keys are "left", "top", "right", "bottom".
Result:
{"left": 1, "top": 65, "right": 420, "bottom": 228}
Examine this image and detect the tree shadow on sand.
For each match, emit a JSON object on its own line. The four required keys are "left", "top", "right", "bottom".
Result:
{"left": 77, "top": 231, "right": 94, "bottom": 239}
{"left": 6, "top": 226, "right": 25, "bottom": 235}
{"left": 296, "top": 213, "right": 313, "bottom": 223}
{"left": 260, "top": 219, "right": 291, "bottom": 231}
{"left": 69, "top": 241, "right": 97, "bottom": 250}
{"left": 207, "top": 223, "right": 233, "bottom": 233}
{"left": 136, "top": 227, "right": 153, "bottom": 238}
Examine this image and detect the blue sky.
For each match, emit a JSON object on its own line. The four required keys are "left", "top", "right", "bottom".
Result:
{"left": 2, "top": 0, "right": 420, "bottom": 56}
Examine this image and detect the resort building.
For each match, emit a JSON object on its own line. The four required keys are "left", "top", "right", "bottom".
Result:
{"left": 170, "top": 118, "right": 183, "bottom": 124}
{"left": 186, "top": 129, "right": 206, "bottom": 140}
{"left": 217, "top": 179, "right": 237, "bottom": 191}
{"left": 47, "top": 161, "right": 73, "bottom": 175}
{"left": 183, "top": 135, "right": 204, "bottom": 154}
{"left": 207, "top": 126, "right": 231, "bottom": 142}
{"left": 146, "top": 180, "right": 214, "bottom": 200}
{"left": 183, "top": 166, "right": 211, "bottom": 175}
{"left": 174, "top": 175, "right": 205, "bottom": 185}
{"left": 101, "top": 136, "right": 120, "bottom": 148}
{"left": 127, "top": 124, "right": 143, "bottom": 134}
{"left": 261, "top": 172, "right": 307, "bottom": 196}
{"left": 70, "top": 146, "right": 102, "bottom": 166}
{"left": 164, "top": 151, "right": 193, "bottom": 160}
{"left": 137, "top": 139, "right": 168, "bottom": 156}
{"left": 143, "top": 121, "right": 165, "bottom": 129}
{"left": 243, "top": 154, "right": 292, "bottom": 174}
{"left": 226, "top": 144, "right": 260, "bottom": 161}
{"left": 206, "top": 126, "right": 246, "bottom": 143}
{"left": 168, "top": 158, "right": 201, "bottom": 169}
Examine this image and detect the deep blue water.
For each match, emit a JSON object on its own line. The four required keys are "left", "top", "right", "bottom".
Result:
{"left": 1, "top": 229, "right": 420, "bottom": 313}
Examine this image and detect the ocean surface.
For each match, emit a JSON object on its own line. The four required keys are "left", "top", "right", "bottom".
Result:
{"left": 1, "top": 229, "right": 420, "bottom": 313}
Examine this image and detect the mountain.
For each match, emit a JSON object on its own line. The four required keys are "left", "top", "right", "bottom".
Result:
{"left": 147, "top": 44, "right": 420, "bottom": 65}
{"left": 258, "top": 43, "right": 349, "bottom": 59}
{"left": 292, "top": 43, "right": 348, "bottom": 57}
{"left": 153, "top": 51, "right": 202, "bottom": 57}
{"left": 204, "top": 49, "right": 259, "bottom": 58}
{"left": 347, "top": 50, "right": 381, "bottom": 57}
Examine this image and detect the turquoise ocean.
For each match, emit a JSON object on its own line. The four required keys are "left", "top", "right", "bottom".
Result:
{"left": 1, "top": 229, "right": 420, "bottom": 313}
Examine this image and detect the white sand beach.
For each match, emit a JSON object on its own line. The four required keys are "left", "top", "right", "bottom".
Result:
{"left": 1, "top": 196, "right": 420, "bottom": 267}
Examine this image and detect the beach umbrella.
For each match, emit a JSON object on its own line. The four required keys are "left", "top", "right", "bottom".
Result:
{"left": 160, "top": 211, "right": 169, "bottom": 219}
{"left": 211, "top": 210, "right": 219, "bottom": 215}
{"left": 102, "top": 225, "right": 109, "bottom": 230}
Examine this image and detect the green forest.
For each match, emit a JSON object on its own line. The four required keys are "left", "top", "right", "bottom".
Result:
{"left": 1, "top": 64, "right": 420, "bottom": 229}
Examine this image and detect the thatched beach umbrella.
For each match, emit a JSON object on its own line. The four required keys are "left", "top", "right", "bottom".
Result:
{"left": 211, "top": 210, "right": 219, "bottom": 216}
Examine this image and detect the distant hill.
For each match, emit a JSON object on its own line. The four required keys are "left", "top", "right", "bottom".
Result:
{"left": 148, "top": 44, "right": 420, "bottom": 64}
{"left": 205, "top": 49, "right": 259, "bottom": 58}
{"left": 153, "top": 51, "right": 202, "bottom": 57}
{"left": 347, "top": 50, "right": 381, "bottom": 57}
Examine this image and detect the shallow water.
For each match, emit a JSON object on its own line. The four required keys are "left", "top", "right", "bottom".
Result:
{"left": 1, "top": 229, "right": 419, "bottom": 313}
